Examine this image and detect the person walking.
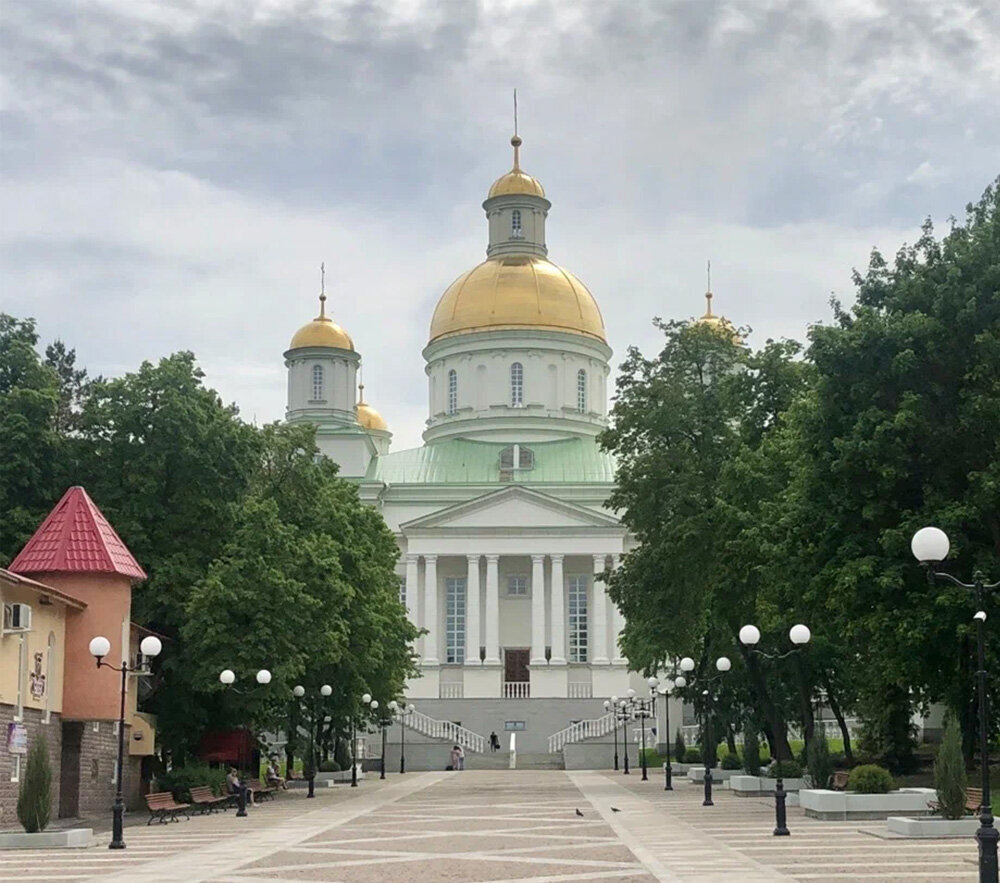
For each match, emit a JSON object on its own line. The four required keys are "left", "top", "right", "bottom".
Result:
{"left": 489, "top": 731, "right": 500, "bottom": 752}
{"left": 449, "top": 745, "right": 461, "bottom": 771}
{"left": 456, "top": 744, "right": 465, "bottom": 770}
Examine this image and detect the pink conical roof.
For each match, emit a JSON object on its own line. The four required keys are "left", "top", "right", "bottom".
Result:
{"left": 9, "top": 487, "right": 146, "bottom": 580}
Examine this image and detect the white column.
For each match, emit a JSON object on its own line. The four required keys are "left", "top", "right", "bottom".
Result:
{"left": 549, "top": 554, "right": 566, "bottom": 665}
{"left": 592, "top": 553, "right": 609, "bottom": 665}
{"left": 611, "top": 553, "right": 627, "bottom": 665}
{"left": 423, "top": 554, "right": 439, "bottom": 665}
{"left": 465, "top": 554, "right": 481, "bottom": 665}
{"left": 405, "top": 554, "right": 419, "bottom": 626}
{"left": 530, "top": 554, "right": 547, "bottom": 665}
{"left": 484, "top": 554, "right": 501, "bottom": 664}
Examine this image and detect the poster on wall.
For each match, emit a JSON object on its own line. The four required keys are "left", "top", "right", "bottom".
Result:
{"left": 6, "top": 722, "right": 28, "bottom": 755}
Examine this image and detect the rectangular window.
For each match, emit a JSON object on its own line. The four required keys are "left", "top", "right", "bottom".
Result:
{"left": 10, "top": 755, "right": 21, "bottom": 783}
{"left": 507, "top": 575, "right": 528, "bottom": 596}
{"left": 445, "top": 577, "right": 466, "bottom": 664}
{"left": 398, "top": 575, "right": 407, "bottom": 608}
{"left": 568, "top": 575, "right": 589, "bottom": 663}
{"left": 504, "top": 720, "right": 526, "bottom": 731}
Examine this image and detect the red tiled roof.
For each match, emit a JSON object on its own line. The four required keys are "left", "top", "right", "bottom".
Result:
{"left": 9, "top": 487, "right": 146, "bottom": 580}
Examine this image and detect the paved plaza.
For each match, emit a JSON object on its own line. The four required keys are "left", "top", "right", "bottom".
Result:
{"left": 0, "top": 771, "right": 977, "bottom": 882}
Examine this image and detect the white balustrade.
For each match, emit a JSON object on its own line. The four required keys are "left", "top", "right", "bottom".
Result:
{"left": 403, "top": 709, "right": 485, "bottom": 753}
{"left": 439, "top": 682, "right": 464, "bottom": 699}
{"left": 547, "top": 711, "right": 616, "bottom": 753}
{"left": 503, "top": 681, "right": 530, "bottom": 699}
{"left": 568, "top": 682, "right": 593, "bottom": 699}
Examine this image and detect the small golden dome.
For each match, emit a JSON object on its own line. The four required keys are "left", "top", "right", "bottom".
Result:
{"left": 288, "top": 293, "right": 354, "bottom": 351}
{"left": 356, "top": 386, "right": 388, "bottom": 431}
{"left": 487, "top": 135, "right": 546, "bottom": 199}
{"left": 429, "top": 255, "right": 606, "bottom": 343}
{"left": 696, "top": 291, "right": 740, "bottom": 343}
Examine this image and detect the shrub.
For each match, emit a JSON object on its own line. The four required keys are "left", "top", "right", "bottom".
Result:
{"left": 743, "top": 727, "right": 762, "bottom": 776}
{"left": 17, "top": 737, "right": 52, "bottom": 833}
{"left": 933, "top": 717, "right": 968, "bottom": 820}
{"left": 807, "top": 730, "right": 835, "bottom": 789}
{"left": 318, "top": 759, "right": 341, "bottom": 773}
{"left": 765, "top": 760, "right": 803, "bottom": 779}
{"left": 674, "top": 729, "right": 686, "bottom": 763}
{"left": 684, "top": 747, "right": 702, "bottom": 763}
{"left": 154, "top": 763, "right": 228, "bottom": 801}
{"left": 848, "top": 764, "right": 895, "bottom": 794}
{"left": 721, "top": 753, "right": 742, "bottom": 770}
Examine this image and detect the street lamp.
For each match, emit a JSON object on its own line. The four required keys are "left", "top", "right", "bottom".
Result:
{"left": 618, "top": 697, "right": 632, "bottom": 775}
{"left": 351, "top": 692, "right": 372, "bottom": 787}
{"left": 677, "top": 655, "right": 730, "bottom": 806}
{"left": 657, "top": 671, "right": 687, "bottom": 790}
{"left": 631, "top": 677, "right": 658, "bottom": 782}
{"left": 392, "top": 702, "right": 416, "bottom": 773}
{"left": 366, "top": 696, "right": 391, "bottom": 780}
{"left": 292, "top": 683, "right": 332, "bottom": 798}
{"left": 219, "top": 668, "right": 274, "bottom": 815}
{"left": 739, "top": 622, "right": 811, "bottom": 835}
{"left": 913, "top": 526, "right": 1000, "bottom": 883}
{"left": 604, "top": 698, "right": 619, "bottom": 771}
{"left": 89, "top": 634, "right": 161, "bottom": 850}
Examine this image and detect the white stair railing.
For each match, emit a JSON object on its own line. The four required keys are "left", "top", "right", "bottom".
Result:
{"left": 548, "top": 711, "right": 616, "bottom": 753}
{"left": 405, "top": 709, "right": 486, "bottom": 753}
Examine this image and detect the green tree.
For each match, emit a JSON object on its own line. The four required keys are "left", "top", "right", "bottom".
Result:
{"left": 934, "top": 716, "right": 968, "bottom": 819}
{"left": 17, "top": 736, "right": 53, "bottom": 833}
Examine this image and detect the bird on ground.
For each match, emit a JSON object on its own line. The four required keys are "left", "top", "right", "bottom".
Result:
{"left": 611, "top": 806, "right": 621, "bottom": 813}
{"left": 575, "top": 808, "right": 584, "bottom": 817}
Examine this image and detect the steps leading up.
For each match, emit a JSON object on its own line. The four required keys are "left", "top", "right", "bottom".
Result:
{"left": 464, "top": 751, "right": 565, "bottom": 771}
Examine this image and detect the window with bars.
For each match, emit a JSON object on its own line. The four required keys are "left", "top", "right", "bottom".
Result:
{"left": 447, "top": 369, "right": 458, "bottom": 414}
{"left": 511, "top": 209, "right": 523, "bottom": 239}
{"left": 507, "top": 575, "right": 528, "bottom": 596}
{"left": 577, "top": 369, "right": 587, "bottom": 412}
{"left": 445, "top": 577, "right": 466, "bottom": 664}
{"left": 568, "top": 576, "right": 589, "bottom": 663}
{"left": 311, "top": 364, "right": 324, "bottom": 400}
{"left": 510, "top": 362, "right": 523, "bottom": 406}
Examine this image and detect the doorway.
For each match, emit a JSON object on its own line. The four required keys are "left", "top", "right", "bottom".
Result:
{"left": 503, "top": 648, "right": 530, "bottom": 698}
{"left": 59, "top": 721, "right": 83, "bottom": 818}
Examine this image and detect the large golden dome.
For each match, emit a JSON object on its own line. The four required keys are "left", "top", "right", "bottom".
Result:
{"left": 357, "top": 400, "right": 388, "bottom": 431}
{"left": 429, "top": 255, "right": 606, "bottom": 343}
{"left": 695, "top": 291, "right": 740, "bottom": 343}
{"left": 288, "top": 294, "right": 354, "bottom": 351}
{"left": 487, "top": 135, "right": 546, "bottom": 199}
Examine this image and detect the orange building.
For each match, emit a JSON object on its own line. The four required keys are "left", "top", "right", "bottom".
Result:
{"left": 1, "top": 487, "right": 156, "bottom": 822}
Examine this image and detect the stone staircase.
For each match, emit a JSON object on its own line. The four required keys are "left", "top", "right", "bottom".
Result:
{"left": 465, "top": 751, "right": 565, "bottom": 771}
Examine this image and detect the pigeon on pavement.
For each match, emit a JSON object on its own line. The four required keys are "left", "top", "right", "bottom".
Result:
{"left": 575, "top": 808, "right": 584, "bottom": 817}
{"left": 611, "top": 806, "right": 621, "bottom": 813}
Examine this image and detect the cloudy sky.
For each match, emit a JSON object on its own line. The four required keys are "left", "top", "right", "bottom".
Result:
{"left": 3, "top": 0, "right": 998, "bottom": 449}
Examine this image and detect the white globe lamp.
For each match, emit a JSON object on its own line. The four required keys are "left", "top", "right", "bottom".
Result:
{"left": 911, "top": 526, "right": 949, "bottom": 563}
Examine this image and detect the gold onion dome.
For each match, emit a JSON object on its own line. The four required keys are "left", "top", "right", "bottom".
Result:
{"left": 488, "top": 135, "right": 545, "bottom": 198}
{"left": 429, "top": 255, "right": 606, "bottom": 343}
{"left": 356, "top": 385, "right": 388, "bottom": 431}
{"left": 696, "top": 291, "right": 740, "bottom": 343}
{"left": 288, "top": 292, "right": 354, "bottom": 351}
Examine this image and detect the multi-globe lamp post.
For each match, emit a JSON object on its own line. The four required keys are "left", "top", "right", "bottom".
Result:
{"left": 363, "top": 695, "right": 391, "bottom": 781}
{"left": 738, "top": 622, "right": 811, "bottom": 836}
{"left": 602, "top": 698, "right": 621, "bottom": 771}
{"left": 678, "top": 654, "right": 731, "bottom": 807}
{"left": 634, "top": 677, "right": 659, "bottom": 782}
{"left": 912, "top": 526, "right": 1000, "bottom": 883}
{"left": 390, "top": 701, "right": 416, "bottom": 774}
{"left": 88, "top": 634, "right": 162, "bottom": 849}
{"left": 292, "top": 682, "right": 333, "bottom": 798}
{"left": 656, "top": 670, "right": 687, "bottom": 791}
{"left": 219, "top": 667, "right": 273, "bottom": 815}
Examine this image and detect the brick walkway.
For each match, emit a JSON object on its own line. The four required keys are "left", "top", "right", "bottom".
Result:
{"left": 0, "top": 771, "right": 977, "bottom": 882}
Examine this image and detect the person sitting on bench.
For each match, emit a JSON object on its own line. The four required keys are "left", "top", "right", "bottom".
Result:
{"left": 266, "top": 757, "right": 287, "bottom": 790}
{"left": 227, "top": 767, "right": 255, "bottom": 805}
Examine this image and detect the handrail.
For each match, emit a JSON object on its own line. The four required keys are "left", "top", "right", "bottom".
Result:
{"left": 547, "top": 711, "right": 616, "bottom": 753}
{"left": 404, "top": 709, "right": 486, "bottom": 753}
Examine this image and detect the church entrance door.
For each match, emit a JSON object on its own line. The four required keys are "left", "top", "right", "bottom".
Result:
{"left": 503, "top": 648, "right": 530, "bottom": 698}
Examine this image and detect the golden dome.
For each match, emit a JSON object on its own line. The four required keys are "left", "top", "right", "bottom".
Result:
{"left": 429, "top": 255, "right": 606, "bottom": 343}
{"left": 288, "top": 293, "right": 354, "bottom": 351}
{"left": 695, "top": 291, "right": 740, "bottom": 343}
{"left": 356, "top": 386, "right": 388, "bottom": 431}
{"left": 487, "top": 135, "right": 546, "bottom": 199}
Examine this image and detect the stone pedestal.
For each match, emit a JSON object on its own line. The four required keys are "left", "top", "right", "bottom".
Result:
{"left": 464, "top": 665, "right": 502, "bottom": 698}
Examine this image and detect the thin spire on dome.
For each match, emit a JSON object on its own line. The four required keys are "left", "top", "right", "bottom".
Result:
{"left": 703, "top": 259, "right": 714, "bottom": 317}
{"left": 511, "top": 88, "right": 522, "bottom": 170}
{"left": 358, "top": 363, "right": 365, "bottom": 404}
{"left": 318, "top": 261, "right": 327, "bottom": 318}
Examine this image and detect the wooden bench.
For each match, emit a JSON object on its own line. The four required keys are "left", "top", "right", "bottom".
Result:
{"left": 249, "top": 778, "right": 276, "bottom": 802}
{"left": 929, "top": 786, "right": 984, "bottom": 815}
{"left": 145, "top": 791, "right": 191, "bottom": 824}
{"left": 189, "top": 785, "right": 233, "bottom": 813}
{"left": 829, "top": 770, "right": 850, "bottom": 791}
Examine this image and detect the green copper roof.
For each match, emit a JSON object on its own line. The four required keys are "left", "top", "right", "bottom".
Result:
{"left": 365, "top": 437, "right": 616, "bottom": 485}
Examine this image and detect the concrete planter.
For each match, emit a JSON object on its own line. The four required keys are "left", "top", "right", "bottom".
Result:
{"left": 687, "top": 767, "right": 737, "bottom": 783}
{"left": 886, "top": 816, "right": 980, "bottom": 838}
{"left": 731, "top": 775, "right": 808, "bottom": 796}
{"left": 801, "top": 788, "right": 937, "bottom": 820}
{"left": 0, "top": 829, "right": 93, "bottom": 849}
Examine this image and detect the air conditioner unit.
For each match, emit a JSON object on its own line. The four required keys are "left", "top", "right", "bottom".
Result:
{"left": 3, "top": 603, "right": 32, "bottom": 632}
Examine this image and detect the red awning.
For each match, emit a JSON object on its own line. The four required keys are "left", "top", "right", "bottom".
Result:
{"left": 198, "top": 729, "right": 254, "bottom": 764}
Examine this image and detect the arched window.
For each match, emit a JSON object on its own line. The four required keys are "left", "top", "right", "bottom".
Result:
{"left": 510, "top": 362, "right": 523, "bottom": 406}
{"left": 311, "top": 364, "right": 324, "bottom": 401}
{"left": 511, "top": 209, "right": 523, "bottom": 239}
{"left": 447, "top": 369, "right": 458, "bottom": 414}
{"left": 577, "top": 369, "right": 587, "bottom": 412}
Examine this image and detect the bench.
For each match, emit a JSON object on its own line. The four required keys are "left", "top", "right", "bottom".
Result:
{"left": 249, "top": 778, "right": 276, "bottom": 802}
{"left": 189, "top": 785, "right": 233, "bottom": 813}
{"left": 145, "top": 791, "right": 191, "bottom": 824}
{"left": 829, "top": 770, "right": 850, "bottom": 791}
{"left": 930, "top": 786, "right": 984, "bottom": 815}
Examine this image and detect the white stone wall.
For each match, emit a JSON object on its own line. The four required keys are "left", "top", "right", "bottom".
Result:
{"left": 284, "top": 346, "right": 360, "bottom": 422}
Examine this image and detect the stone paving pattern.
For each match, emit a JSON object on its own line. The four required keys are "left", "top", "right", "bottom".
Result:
{"left": 0, "top": 770, "right": 977, "bottom": 882}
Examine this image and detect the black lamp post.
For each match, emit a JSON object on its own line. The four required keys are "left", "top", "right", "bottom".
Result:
{"left": 604, "top": 699, "right": 620, "bottom": 771}
{"left": 219, "top": 667, "right": 274, "bottom": 815}
{"left": 393, "top": 702, "right": 415, "bottom": 773}
{"left": 618, "top": 695, "right": 632, "bottom": 775}
{"left": 292, "top": 682, "right": 332, "bottom": 799}
{"left": 657, "top": 671, "right": 687, "bottom": 791}
{"left": 89, "top": 634, "right": 161, "bottom": 850}
{"left": 634, "top": 677, "right": 658, "bottom": 782}
{"left": 678, "top": 654, "right": 731, "bottom": 807}
{"left": 738, "top": 623, "right": 811, "bottom": 835}
{"left": 913, "top": 526, "right": 1000, "bottom": 883}
{"left": 365, "top": 696, "right": 388, "bottom": 780}
{"left": 352, "top": 692, "right": 373, "bottom": 787}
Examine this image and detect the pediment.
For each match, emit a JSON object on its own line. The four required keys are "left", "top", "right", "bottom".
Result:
{"left": 400, "top": 486, "right": 620, "bottom": 532}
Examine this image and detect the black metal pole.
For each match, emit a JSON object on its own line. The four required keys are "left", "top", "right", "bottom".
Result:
{"left": 307, "top": 697, "right": 316, "bottom": 799}
{"left": 380, "top": 721, "right": 387, "bottom": 780}
{"left": 773, "top": 776, "right": 789, "bottom": 835}
{"left": 640, "top": 704, "right": 648, "bottom": 781}
{"left": 613, "top": 713, "right": 619, "bottom": 771}
{"left": 664, "top": 692, "right": 673, "bottom": 791}
{"left": 975, "top": 577, "right": 999, "bottom": 883}
{"left": 109, "top": 663, "right": 128, "bottom": 849}
{"left": 351, "top": 717, "right": 358, "bottom": 787}
{"left": 622, "top": 712, "right": 630, "bottom": 774}
{"left": 400, "top": 714, "right": 407, "bottom": 774}
{"left": 703, "top": 696, "right": 714, "bottom": 807}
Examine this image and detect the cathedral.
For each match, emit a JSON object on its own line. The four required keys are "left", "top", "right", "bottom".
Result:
{"left": 282, "top": 134, "right": 723, "bottom": 761}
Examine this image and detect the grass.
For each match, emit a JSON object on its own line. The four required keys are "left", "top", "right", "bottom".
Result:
{"left": 639, "top": 738, "right": 847, "bottom": 769}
